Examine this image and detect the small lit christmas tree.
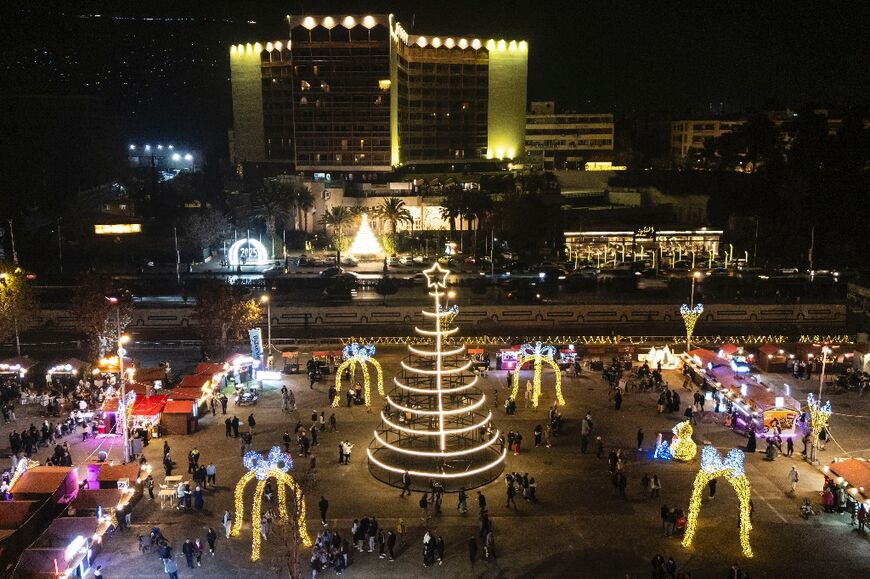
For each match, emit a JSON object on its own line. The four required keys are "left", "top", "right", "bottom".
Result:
{"left": 367, "top": 262, "right": 506, "bottom": 491}
{"left": 348, "top": 213, "right": 382, "bottom": 256}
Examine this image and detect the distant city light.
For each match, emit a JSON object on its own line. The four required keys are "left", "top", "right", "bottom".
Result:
{"left": 168, "top": 145, "right": 174, "bottom": 149}
{"left": 172, "top": 153, "right": 181, "bottom": 161}
{"left": 129, "top": 144, "right": 135, "bottom": 150}
{"left": 184, "top": 153, "right": 193, "bottom": 161}
{"left": 145, "top": 145, "right": 151, "bottom": 151}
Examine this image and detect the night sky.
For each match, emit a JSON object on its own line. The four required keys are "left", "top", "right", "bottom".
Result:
{"left": 3, "top": 0, "right": 868, "bottom": 138}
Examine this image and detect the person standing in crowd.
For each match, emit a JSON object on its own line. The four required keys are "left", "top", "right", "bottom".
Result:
{"left": 206, "top": 527, "right": 217, "bottom": 555}
{"left": 400, "top": 470, "right": 412, "bottom": 497}
{"left": 319, "top": 496, "right": 329, "bottom": 527}
{"left": 182, "top": 538, "right": 195, "bottom": 568}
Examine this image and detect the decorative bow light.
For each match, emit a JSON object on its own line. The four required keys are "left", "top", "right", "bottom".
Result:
{"left": 683, "top": 445, "right": 753, "bottom": 558}
{"left": 680, "top": 303, "right": 704, "bottom": 345}
{"left": 243, "top": 446, "right": 293, "bottom": 481}
{"left": 510, "top": 341, "right": 565, "bottom": 409}
{"left": 333, "top": 342, "right": 384, "bottom": 409}
{"left": 343, "top": 342, "right": 375, "bottom": 363}
{"left": 233, "top": 446, "right": 310, "bottom": 560}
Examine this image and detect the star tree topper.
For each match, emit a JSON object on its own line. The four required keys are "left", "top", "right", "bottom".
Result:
{"left": 423, "top": 262, "right": 450, "bottom": 289}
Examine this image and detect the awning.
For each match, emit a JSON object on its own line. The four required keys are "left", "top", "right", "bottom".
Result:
{"left": 163, "top": 400, "right": 196, "bottom": 415}
{"left": 47, "top": 358, "right": 85, "bottom": 375}
{"left": 179, "top": 374, "right": 211, "bottom": 389}
{"left": 826, "top": 458, "right": 870, "bottom": 505}
{"left": 0, "top": 355, "right": 38, "bottom": 374}
{"left": 167, "top": 387, "right": 205, "bottom": 401}
{"left": 131, "top": 395, "right": 168, "bottom": 417}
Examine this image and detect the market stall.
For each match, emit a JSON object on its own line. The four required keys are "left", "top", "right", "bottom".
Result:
{"left": 0, "top": 355, "right": 38, "bottom": 383}
{"left": 177, "top": 374, "right": 214, "bottom": 406}
{"left": 496, "top": 347, "right": 521, "bottom": 371}
{"left": 161, "top": 400, "right": 199, "bottom": 435}
{"left": 310, "top": 351, "right": 339, "bottom": 375}
{"left": 717, "top": 344, "right": 753, "bottom": 373}
{"left": 226, "top": 354, "right": 260, "bottom": 389}
{"left": 134, "top": 366, "right": 169, "bottom": 392}
{"left": 129, "top": 395, "right": 168, "bottom": 440}
{"left": 281, "top": 351, "right": 301, "bottom": 374}
{"left": 824, "top": 458, "right": 870, "bottom": 509}
{"left": 467, "top": 348, "right": 490, "bottom": 370}
{"left": 45, "top": 358, "right": 85, "bottom": 388}
{"left": 558, "top": 347, "right": 578, "bottom": 369}
{"left": 756, "top": 345, "right": 789, "bottom": 373}
{"left": 195, "top": 362, "right": 229, "bottom": 387}
{"left": 640, "top": 345, "right": 679, "bottom": 370}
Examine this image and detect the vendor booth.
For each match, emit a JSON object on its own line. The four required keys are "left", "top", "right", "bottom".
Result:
{"left": 45, "top": 358, "right": 85, "bottom": 387}
{"left": 558, "top": 347, "right": 578, "bottom": 369}
{"left": 161, "top": 400, "right": 199, "bottom": 434}
{"left": 311, "top": 351, "right": 342, "bottom": 375}
{"left": 824, "top": 458, "right": 870, "bottom": 509}
{"left": 496, "top": 347, "right": 521, "bottom": 371}
{"left": 467, "top": 348, "right": 490, "bottom": 370}
{"left": 129, "top": 395, "right": 168, "bottom": 440}
{"left": 756, "top": 345, "right": 789, "bottom": 373}
{"left": 0, "top": 355, "right": 38, "bottom": 383}
{"left": 281, "top": 351, "right": 301, "bottom": 374}
{"left": 195, "top": 362, "right": 229, "bottom": 387}
{"left": 226, "top": 354, "right": 259, "bottom": 389}
{"left": 134, "top": 366, "right": 169, "bottom": 391}
{"left": 15, "top": 517, "right": 102, "bottom": 579}
{"left": 177, "top": 374, "right": 215, "bottom": 405}
{"left": 717, "top": 344, "right": 753, "bottom": 373}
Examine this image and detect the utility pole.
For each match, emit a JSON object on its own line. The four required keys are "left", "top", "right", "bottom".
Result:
{"left": 808, "top": 225, "right": 814, "bottom": 273}
{"left": 174, "top": 226, "right": 180, "bottom": 285}
{"left": 8, "top": 220, "right": 18, "bottom": 265}
{"left": 57, "top": 218, "right": 63, "bottom": 273}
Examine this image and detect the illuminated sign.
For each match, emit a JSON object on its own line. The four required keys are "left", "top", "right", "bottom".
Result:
{"left": 634, "top": 226, "right": 656, "bottom": 239}
{"left": 228, "top": 238, "right": 268, "bottom": 266}
{"left": 94, "top": 224, "right": 142, "bottom": 235}
{"left": 584, "top": 161, "right": 627, "bottom": 172}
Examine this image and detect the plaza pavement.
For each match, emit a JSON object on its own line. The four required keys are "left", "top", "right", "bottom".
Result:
{"left": 5, "top": 344, "right": 870, "bottom": 578}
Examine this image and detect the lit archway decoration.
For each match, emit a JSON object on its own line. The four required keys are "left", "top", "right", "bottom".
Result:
{"left": 654, "top": 420, "right": 698, "bottom": 461}
{"left": 231, "top": 447, "right": 312, "bottom": 561}
{"left": 228, "top": 238, "right": 269, "bottom": 266}
{"left": 510, "top": 341, "right": 565, "bottom": 409}
{"left": 682, "top": 446, "right": 753, "bottom": 558}
{"left": 332, "top": 342, "right": 384, "bottom": 409}
{"left": 806, "top": 392, "right": 832, "bottom": 445}
{"left": 680, "top": 303, "right": 704, "bottom": 350}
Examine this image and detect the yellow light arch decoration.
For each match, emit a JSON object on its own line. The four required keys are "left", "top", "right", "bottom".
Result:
{"left": 509, "top": 341, "right": 565, "bottom": 409}
{"left": 231, "top": 447, "right": 312, "bottom": 561}
{"left": 682, "top": 446, "right": 753, "bottom": 558}
{"left": 332, "top": 342, "right": 384, "bottom": 409}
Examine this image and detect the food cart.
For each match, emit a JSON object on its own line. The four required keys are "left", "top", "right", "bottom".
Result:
{"left": 282, "top": 351, "right": 301, "bottom": 374}
{"left": 756, "top": 345, "right": 789, "bottom": 373}
{"left": 496, "top": 347, "right": 521, "bottom": 371}
{"left": 226, "top": 353, "right": 260, "bottom": 389}
{"left": 557, "top": 346, "right": 578, "bottom": 369}
{"left": 310, "top": 351, "right": 341, "bottom": 375}
{"left": 161, "top": 400, "right": 199, "bottom": 435}
{"left": 467, "top": 348, "right": 490, "bottom": 369}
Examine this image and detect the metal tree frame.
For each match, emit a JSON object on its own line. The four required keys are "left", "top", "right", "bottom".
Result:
{"left": 367, "top": 262, "right": 506, "bottom": 492}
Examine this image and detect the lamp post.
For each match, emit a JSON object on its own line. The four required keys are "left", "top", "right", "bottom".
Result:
{"left": 107, "top": 297, "right": 131, "bottom": 463}
{"left": 260, "top": 295, "right": 271, "bottom": 368}
{"left": 680, "top": 271, "right": 704, "bottom": 353}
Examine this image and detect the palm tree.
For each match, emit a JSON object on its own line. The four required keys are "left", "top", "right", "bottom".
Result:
{"left": 439, "top": 186, "right": 464, "bottom": 242}
{"left": 252, "top": 178, "right": 294, "bottom": 258}
{"left": 379, "top": 197, "right": 413, "bottom": 235}
{"left": 294, "top": 185, "right": 315, "bottom": 233}
{"left": 319, "top": 206, "right": 354, "bottom": 264}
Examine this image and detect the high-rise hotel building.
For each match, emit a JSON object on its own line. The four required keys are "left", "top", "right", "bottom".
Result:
{"left": 229, "top": 14, "right": 527, "bottom": 173}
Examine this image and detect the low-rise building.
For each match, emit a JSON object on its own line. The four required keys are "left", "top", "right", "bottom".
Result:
{"left": 525, "top": 102, "right": 614, "bottom": 169}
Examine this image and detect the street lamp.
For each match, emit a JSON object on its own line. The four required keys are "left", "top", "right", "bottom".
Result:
{"left": 260, "top": 295, "right": 271, "bottom": 368}
{"left": 818, "top": 346, "right": 832, "bottom": 399}
{"left": 107, "top": 296, "right": 131, "bottom": 463}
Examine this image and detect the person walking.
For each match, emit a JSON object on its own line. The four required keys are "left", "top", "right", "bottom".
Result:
{"left": 400, "top": 471, "right": 411, "bottom": 497}
{"left": 786, "top": 436, "right": 794, "bottom": 457}
{"left": 457, "top": 487, "right": 468, "bottom": 514}
{"left": 206, "top": 527, "right": 217, "bottom": 555}
{"left": 396, "top": 517, "right": 406, "bottom": 547}
{"left": 419, "top": 493, "right": 430, "bottom": 522}
{"left": 708, "top": 478, "right": 717, "bottom": 499}
{"left": 468, "top": 535, "right": 478, "bottom": 564}
{"left": 506, "top": 481, "right": 518, "bottom": 509}
{"left": 145, "top": 474, "right": 154, "bottom": 500}
{"left": 651, "top": 474, "right": 661, "bottom": 498}
{"left": 614, "top": 390, "right": 623, "bottom": 410}
{"left": 206, "top": 462, "right": 216, "bottom": 487}
{"left": 387, "top": 529, "right": 397, "bottom": 561}
{"left": 329, "top": 413, "right": 337, "bottom": 432}
{"left": 224, "top": 418, "right": 232, "bottom": 437}
{"left": 231, "top": 416, "right": 240, "bottom": 437}
{"left": 220, "top": 394, "right": 228, "bottom": 415}
{"left": 788, "top": 466, "right": 800, "bottom": 494}
{"left": 477, "top": 491, "right": 487, "bottom": 512}
{"left": 318, "top": 496, "right": 329, "bottom": 527}
{"left": 163, "top": 557, "right": 179, "bottom": 579}
{"left": 223, "top": 511, "right": 232, "bottom": 538}
{"left": 435, "top": 535, "right": 445, "bottom": 566}
{"left": 484, "top": 530, "right": 495, "bottom": 561}
{"left": 182, "top": 538, "right": 195, "bottom": 568}
{"left": 636, "top": 427, "right": 644, "bottom": 452}
{"left": 247, "top": 413, "right": 256, "bottom": 434}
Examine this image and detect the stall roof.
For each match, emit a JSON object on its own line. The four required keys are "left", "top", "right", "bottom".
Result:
{"left": 15, "top": 547, "right": 67, "bottom": 576}
{"left": 69, "top": 489, "right": 124, "bottom": 512}
{"left": 11, "top": 467, "right": 73, "bottom": 495}
{"left": 131, "top": 395, "right": 168, "bottom": 417}
{"left": 0, "top": 355, "right": 38, "bottom": 373}
{"left": 179, "top": 374, "right": 211, "bottom": 389}
{"left": 708, "top": 366, "right": 800, "bottom": 411}
{"left": 195, "top": 362, "right": 227, "bottom": 375}
{"left": 467, "top": 349, "right": 484, "bottom": 355}
{"left": 96, "top": 463, "right": 140, "bottom": 483}
{"left": 47, "top": 358, "right": 85, "bottom": 374}
{"left": 167, "top": 387, "right": 204, "bottom": 401}
{"left": 688, "top": 348, "right": 730, "bottom": 369}
{"left": 136, "top": 367, "right": 167, "bottom": 383}
{"left": 163, "top": 400, "right": 196, "bottom": 415}
{"left": 827, "top": 459, "right": 870, "bottom": 499}
{"left": 757, "top": 344, "right": 787, "bottom": 356}
{"left": 32, "top": 517, "right": 99, "bottom": 547}
{"left": 226, "top": 353, "right": 254, "bottom": 365}
{"left": 718, "top": 344, "right": 740, "bottom": 356}
{"left": 0, "top": 501, "right": 40, "bottom": 529}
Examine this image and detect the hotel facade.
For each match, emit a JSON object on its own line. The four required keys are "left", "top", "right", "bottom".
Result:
{"left": 229, "top": 14, "right": 528, "bottom": 173}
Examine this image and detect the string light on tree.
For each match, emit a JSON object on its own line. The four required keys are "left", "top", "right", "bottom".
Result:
{"left": 806, "top": 392, "right": 832, "bottom": 463}
{"left": 366, "top": 262, "right": 507, "bottom": 491}
{"left": 509, "top": 341, "right": 566, "bottom": 409}
{"left": 332, "top": 342, "right": 384, "bottom": 409}
{"left": 231, "top": 447, "right": 311, "bottom": 561}
{"left": 348, "top": 213, "right": 383, "bottom": 256}
{"left": 682, "top": 446, "right": 753, "bottom": 558}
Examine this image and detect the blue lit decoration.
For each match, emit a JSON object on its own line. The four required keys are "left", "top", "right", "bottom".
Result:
{"left": 343, "top": 342, "right": 376, "bottom": 362}
{"left": 519, "top": 341, "right": 557, "bottom": 360}
{"left": 700, "top": 445, "right": 745, "bottom": 478}
{"left": 653, "top": 440, "right": 672, "bottom": 460}
{"left": 730, "top": 358, "right": 751, "bottom": 374}
{"left": 243, "top": 446, "right": 294, "bottom": 480}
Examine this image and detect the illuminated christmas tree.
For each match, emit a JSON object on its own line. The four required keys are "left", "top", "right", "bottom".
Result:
{"left": 367, "top": 262, "right": 507, "bottom": 491}
{"left": 348, "top": 213, "right": 383, "bottom": 256}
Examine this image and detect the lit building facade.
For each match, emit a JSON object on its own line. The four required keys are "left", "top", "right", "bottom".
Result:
{"left": 229, "top": 14, "right": 528, "bottom": 172}
{"left": 525, "top": 101, "right": 614, "bottom": 169}
{"left": 670, "top": 119, "right": 745, "bottom": 159}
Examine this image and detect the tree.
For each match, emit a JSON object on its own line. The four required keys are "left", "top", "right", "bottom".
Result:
{"left": 252, "top": 178, "right": 294, "bottom": 258}
{"left": 71, "top": 276, "right": 132, "bottom": 361}
{"left": 374, "top": 276, "right": 398, "bottom": 304}
{"left": 294, "top": 185, "right": 315, "bottom": 233}
{"left": 184, "top": 208, "right": 231, "bottom": 257}
{"left": 439, "top": 186, "right": 463, "bottom": 241}
{"left": 192, "top": 280, "right": 261, "bottom": 356}
{"left": 319, "top": 206, "right": 354, "bottom": 264}
{"left": 379, "top": 197, "right": 413, "bottom": 235}
{"left": 0, "top": 266, "right": 37, "bottom": 355}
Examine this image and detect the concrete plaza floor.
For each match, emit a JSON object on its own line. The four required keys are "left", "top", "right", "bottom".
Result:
{"left": 6, "top": 344, "right": 870, "bottom": 578}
